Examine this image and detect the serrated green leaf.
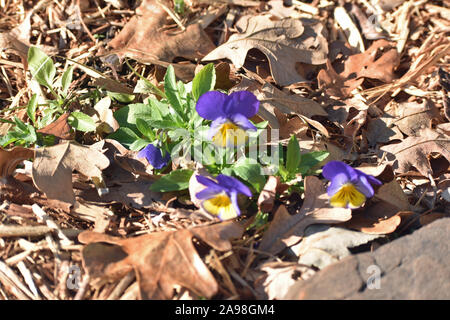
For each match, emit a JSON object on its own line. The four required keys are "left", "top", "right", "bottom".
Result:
{"left": 61, "top": 66, "right": 74, "bottom": 96}
{"left": 149, "top": 169, "right": 193, "bottom": 192}
{"left": 68, "top": 112, "right": 96, "bottom": 132}
{"left": 192, "top": 63, "right": 216, "bottom": 101}
{"left": 286, "top": 135, "right": 301, "bottom": 175}
{"left": 28, "top": 47, "right": 56, "bottom": 90}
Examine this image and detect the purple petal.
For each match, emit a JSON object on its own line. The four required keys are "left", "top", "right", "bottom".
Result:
{"left": 327, "top": 172, "right": 350, "bottom": 196}
{"left": 229, "top": 192, "right": 241, "bottom": 217}
{"left": 138, "top": 144, "right": 169, "bottom": 169}
{"left": 230, "top": 113, "right": 257, "bottom": 131}
{"left": 355, "top": 169, "right": 383, "bottom": 186}
{"left": 196, "top": 91, "right": 228, "bottom": 120}
{"left": 196, "top": 175, "right": 221, "bottom": 190}
{"left": 323, "top": 161, "right": 357, "bottom": 181}
{"left": 196, "top": 188, "right": 221, "bottom": 200}
{"left": 206, "top": 117, "right": 228, "bottom": 140}
{"left": 217, "top": 174, "right": 252, "bottom": 197}
{"left": 353, "top": 174, "right": 375, "bottom": 198}
{"left": 223, "top": 91, "right": 259, "bottom": 118}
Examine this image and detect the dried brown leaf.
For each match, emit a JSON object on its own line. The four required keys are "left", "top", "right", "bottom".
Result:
{"left": 32, "top": 142, "right": 110, "bottom": 205}
{"left": 203, "top": 16, "right": 328, "bottom": 86}
{"left": 318, "top": 40, "right": 399, "bottom": 98}
{"left": 257, "top": 176, "right": 279, "bottom": 213}
{"left": 107, "top": 0, "right": 215, "bottom": 80}
{"left": 79, "top": 221, "right": 244, "bottom": 299}
{"left": 0, "top": 147, "right": 34, "bottom": 178}
{"left": 381, "top": 128, "right": 450, "bottom": 177}
{"left": 259, "top": 176, "right": 352, "bottom": 255}
{"left": 390, "top": 100, "right": 439, "bottom": 137}
{"left": 37, "top": 113, "right": 73, "bottom": 140}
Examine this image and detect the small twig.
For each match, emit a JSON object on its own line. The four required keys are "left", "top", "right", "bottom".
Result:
{"left": 31, "top": 204, "right": 73, "bottom": 246}
{"left": 17, "top": 261, "right": 41, "bottom": 300}
{"left": 76, "top": 0, "right": 97, "bottom": 43}
{"left": 107, "top": 271, "right": 135, "bottom": 300}
{"left": 73, "top": 274, "right": 90, "bottom": 300}
{"left": 0, "top": 261, "right": 36, "bottom": 300}
{"left": 0, "top": 225, "right": 81, "bottom": 238}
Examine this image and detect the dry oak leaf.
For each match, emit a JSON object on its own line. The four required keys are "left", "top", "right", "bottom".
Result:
{"left": 259, "top": 262, "right": 316, "bottom": 300}
{"left": 107, "top": 0, "right": 215, "bottom": 78}
{"left": 259, "top": 176, "right": 352, "bottom": 255}
{"left": 292, "top": 225, "right": 381, "bottom": 269}
{"left": 0, "top": 147, "right": 34, "bottom": 178}
{"left": 203, "top": 16, "right": 328, "bottom": 86}
{"left": 388, "top": 100, "right": 439, "bottom": 137}
{"left": 37, "top": 113, "right": 73, "bottom": 140}
{"left": 381, "top": 128, "right": 450, "bottom": 177}
{"left": 32, "top": 142, "right": 110, "bottom": 205}
{"left": 318, "top": 40, "right": 399, "bottom": 98}
{"left": 78, "top": 221, "right": 244, "bottom": 299}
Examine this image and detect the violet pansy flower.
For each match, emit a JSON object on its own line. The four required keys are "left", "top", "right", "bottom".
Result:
{"left": 323, "top": 161, "right": 382, "bottom": 208}
{"left": 138, "top": 143, "right": 170, "bottom": 170}
{"left": 196, "top": 174, "right": 252, "bottom": 220}
{"left": 196, "top": 91, "right": 259, "bottom": 147}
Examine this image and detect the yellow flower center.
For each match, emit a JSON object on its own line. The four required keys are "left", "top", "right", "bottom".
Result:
{"left": 202, "top": 194, "right": 238, "bottom": 220}
{"left": 329, "top": 183, "right": 366, "bottom": 208}
{"left": 212, "top": 122, "right": 248, "bottom": 147}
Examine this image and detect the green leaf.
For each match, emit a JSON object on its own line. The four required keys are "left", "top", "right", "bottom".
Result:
{"left": 174, "top": 0, "right": 185, "bottom": 14}
{"left": 298, "top": 151, "right": 330, "bottom": 174}
{"left": 148, "top": 98, "right": 170, "bottom": 119}
{"left": 68, "top": 112, "right": 96, "bottom": 132}
{"left": 286, "top": 135, "right": 301, "bottom": 175}
{"left": 192, "top": 63, "right": 216, "bottom": 101}
{"left": 277, "top": 164, "right": 289, "bottom": 182}
{"left": 27, "top": 47, "right": 56, "bottom": 90}
{"left": 26, "top": 94, "right": 38, "bottom": 125}
{"left": 136, "top": 118, "right": 155, "bottom": 140}
{"left": 107, "top": 91, "right": 135, "bottom": 103}
{"left": 61, "top": 66, "right": 74, "bottom": 96}
{"left": 129, "top": 138, "right": 150, "bottom": 151}
{"left": 147, "top": 120, "right": 180, "bottom": 130}
{"left": 113, "top": 103, "right": 153, "bottom": 134}
{"left": 149, "top": 169, "right": 194, "bottom": 192}
{"left": 232, "top": 158, "right": 266, "bottom": 193}
{"left": 107, "top": 127, "right": 140, "bottom": 148}
{"left": 134, "top": 79, "right": 166, "bottom": 98}
{"left": 164, "top": 65, "right": 184, "bottom": 117}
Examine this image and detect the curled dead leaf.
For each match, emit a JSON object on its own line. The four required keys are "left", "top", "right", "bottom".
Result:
{"left": 257, "top": 176, "right": 279, "bottom": 213}
{"left": 318, "top": 40, "right": 399, "bottom": 98}
{"left": 0, "top": 147, "right": 34, "bottom": 178}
